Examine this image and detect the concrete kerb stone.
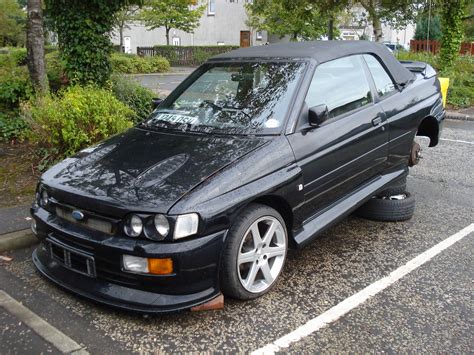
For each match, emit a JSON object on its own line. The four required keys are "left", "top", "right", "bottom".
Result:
{"left": 0, "top": 229, "right": 38, "bottom": 252}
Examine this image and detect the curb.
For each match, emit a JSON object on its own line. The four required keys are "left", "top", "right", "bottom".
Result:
{"left": 0, "top": 229, "right": 38, "bottom": 252}
{"left": 445, "top": 112, "right": 474, "bottom": 122}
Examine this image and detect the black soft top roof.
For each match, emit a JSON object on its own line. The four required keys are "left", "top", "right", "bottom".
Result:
{"left": 210, "top": 40, "right": 414, "bottom": 86}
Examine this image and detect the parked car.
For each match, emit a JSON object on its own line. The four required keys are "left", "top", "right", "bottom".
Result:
{"left": 31, "top": 41, "right": 445, "bottom": 313}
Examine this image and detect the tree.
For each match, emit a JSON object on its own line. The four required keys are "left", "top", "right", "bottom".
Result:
{"left": 312, "top": 0, "right": 350, "bottom": 40}
{"left": 439, "top": 0, "right": 466, "bottom": 71}
{"left": 138, "top": 0, "right": 205, "bottom": 46}
{"left": 45, "top": 0, "right": 142, "bottom": 86}
{"left": 356, "top": 0, "right": 421, "bottom": 42}
{"left": 414, "top": 15, "right": 442, "bottom": 40}
{"left": 26, "top": 0, "right": 48, "bottom": 94}
{"left": 0, "top": 0, "right": 26, "bottom": 47}
{"left": 246, "top": 0, "right": 328, "bottom": 41}
{"left": 113, "top": 5, "right": 140, "bottom": 53}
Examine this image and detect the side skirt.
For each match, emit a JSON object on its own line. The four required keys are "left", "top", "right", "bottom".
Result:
{"left": 293, "top": 169, "right": 407, "bottom": 248}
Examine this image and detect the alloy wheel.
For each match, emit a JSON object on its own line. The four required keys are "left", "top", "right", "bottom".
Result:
{"left": 237, "top": 216, "right": 286, "bottom": 293}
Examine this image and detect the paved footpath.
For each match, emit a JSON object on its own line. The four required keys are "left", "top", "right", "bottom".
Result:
{"left": 0, "top": 120, "right": 472, "bottom": 353}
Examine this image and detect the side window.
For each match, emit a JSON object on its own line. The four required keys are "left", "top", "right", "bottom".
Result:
{"left": 363, "top": 54, "right": 397, "bottom": 97}
{"left": 305, "top": 55, "right": 372, "bottom": 119}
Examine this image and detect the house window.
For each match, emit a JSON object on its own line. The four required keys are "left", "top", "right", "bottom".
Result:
{"left": 256, "top": 31, "right": 263, "bottom": 40}
{"left": 208, "top": 0, "right": 215, "bottom": 15}
{"left": 217, "top": 41, "right": 225, "bottom": 46}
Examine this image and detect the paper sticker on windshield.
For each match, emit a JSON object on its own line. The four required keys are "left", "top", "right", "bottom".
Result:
{"left": 151, "top": 112, "right": 198, "bottom": 125}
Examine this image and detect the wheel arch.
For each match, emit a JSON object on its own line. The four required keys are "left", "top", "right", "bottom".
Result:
{"left": 250, "top": 195, "right": 295, "bottom": 246}
{"left": 416, "top": 115, "right": 439, "bottom": 147}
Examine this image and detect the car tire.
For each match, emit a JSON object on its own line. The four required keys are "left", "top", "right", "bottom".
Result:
{"left": 220, "top": 203, "right": 288, "bottom": 300}
{"left": 379, "top": 176, "right": 407, "bottom": 197}
{"left": 355, "top": 192, "right": 415, "bottom": 222}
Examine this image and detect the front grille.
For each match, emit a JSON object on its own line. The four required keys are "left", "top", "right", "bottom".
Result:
{"left": 55, "top": 206, "right": 113, "bottom": 234}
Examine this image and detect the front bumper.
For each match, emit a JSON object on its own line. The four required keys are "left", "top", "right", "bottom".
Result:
{"left": 31, "top": 207, "right": 227, "bottom": 313}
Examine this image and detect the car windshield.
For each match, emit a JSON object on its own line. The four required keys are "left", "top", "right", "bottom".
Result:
{"left": 143, "top": 61, "right": 307, "bottom": 135}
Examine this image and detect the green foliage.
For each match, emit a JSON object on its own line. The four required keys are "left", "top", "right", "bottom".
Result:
{"left": 398, "top": 51, "right": 473, "bottom": 108}
{"left": 246, "top": 0, "right": 328, "bottom": 40}
{"left": 439, "top": 0, "right": 466, "bottom": 71}
{"left": 441, "top": 56, "right": 473, "bottom": 108}
{"left": 138, "top": 0, "right": 206, "bottom": 45}
{"left": 415, "top": 15, "right": 442, "bottom": 40}
{"left": 111, "top": 53, "right": 170, "bottom": 73}
{"left": 110, "top": 74, "right": 154, "bottom": 123}
{"left": 45, "top": 0, "right": 142, "bottom": 86}
{"left": 0, "top": 111, "right": 29, "bottom": 142}
{"left": 0, "top": 61, "right": 32, "bottom": 108}
{"left": 23, "top": 85, "right": 134, "bottom": 160}
{"left": 45, "top": 50, "right": 66, "bottom": 92}
{"left": 153, "top": 45, "right": 238, "bottom": 66}
{"left": 0, "top": 0, "right": 26, "bottom": 47}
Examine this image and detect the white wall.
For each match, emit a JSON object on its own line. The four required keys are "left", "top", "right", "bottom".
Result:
{"left": 111, "top": 0, "right": 267, "bottom": 53}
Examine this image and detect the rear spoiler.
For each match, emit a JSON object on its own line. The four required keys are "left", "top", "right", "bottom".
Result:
{"left": 399, "top": 60, "right": 437, "bottom": 78}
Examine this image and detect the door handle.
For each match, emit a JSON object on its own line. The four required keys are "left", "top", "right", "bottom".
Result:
{"left": 372, "top": 116, "right": 383, "bottom": 126}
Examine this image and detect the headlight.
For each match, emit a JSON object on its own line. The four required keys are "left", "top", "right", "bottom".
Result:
{"left": 174, "top": 213, "right": 199, "bottom": 240}
{"left": 143, "top": 214, "right": 169, "bottom": 241}
{"left": 124, "top": 214, "right": 143, "bottom": 237}
{"left": 154, "top": 214, "right": 169, "bottom": 236}
{"left": 40, "top": 190, "right": 49, "bottom": 207}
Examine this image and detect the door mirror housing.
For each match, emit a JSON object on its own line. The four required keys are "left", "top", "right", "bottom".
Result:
{"left": 308, "top": 104, "right": 329, "bottom": 126}
{"left": 152, "top": 98, "right": 163, "bottom": 109}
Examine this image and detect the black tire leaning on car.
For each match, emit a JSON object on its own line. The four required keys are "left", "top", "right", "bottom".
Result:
{"left": 220, "top": 203, "right": 288, "bottom": 300}
{"left": 378, "top": 176, "right": 407, "bottom": 197}
{"left": 355, "top": 192, "right": 415, "bottom": 222}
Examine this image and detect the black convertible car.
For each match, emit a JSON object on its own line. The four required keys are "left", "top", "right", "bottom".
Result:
{"left": 31, "top": 41, "right": 444, "bottom": 312}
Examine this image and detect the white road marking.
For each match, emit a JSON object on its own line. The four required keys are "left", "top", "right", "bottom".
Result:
{"left": 252, "top": 223, "right": 474, "bottom": 354}
{"left": 0, "top": 290, "right": 89, "bottom": 354}
{"left": 440, "top": 138, "right": 474, "bottom": 145}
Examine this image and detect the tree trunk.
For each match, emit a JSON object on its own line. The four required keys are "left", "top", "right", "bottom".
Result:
{"left": 26, "top": 0, "right": 48, "bottom": 94}
{"left": 119, "top": 24, "right": 124, "bottom": 53}
{"left": 165, "top": 27, "right": 170, "bottom": 46}
{"left": 328, "top": 16, "right": 334, "bottom": 40}
{"left": 372, "top": 15, "right": 383, "bottom": 42}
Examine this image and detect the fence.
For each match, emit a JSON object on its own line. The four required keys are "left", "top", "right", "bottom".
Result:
{"left": 137, "top": 45, "right": 239, "bottom": 66}
{"left": 410, "top": 40, "right": 473, "bottom": 55}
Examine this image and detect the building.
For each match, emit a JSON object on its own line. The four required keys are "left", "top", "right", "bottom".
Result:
{"left": 112, "top": 0, "right": 267, "bottom": 54}
{"left": 338, "top": 5, "right": 415, "bottom": 49}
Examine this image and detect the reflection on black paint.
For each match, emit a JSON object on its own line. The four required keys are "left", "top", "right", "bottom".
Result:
{"left": 44, "top": 128, "right": 267, "bottom": 209}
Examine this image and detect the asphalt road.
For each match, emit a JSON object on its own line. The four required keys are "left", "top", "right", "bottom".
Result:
{"left": 132, "top": 70, "right": 194, "bottom": 96}
{"left": 0, "top": 119, "right": 473, "bottom": 353}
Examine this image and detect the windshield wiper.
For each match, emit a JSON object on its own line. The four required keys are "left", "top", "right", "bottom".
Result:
{"left": 201, "top": 100, "right": 252, "bottom": 120}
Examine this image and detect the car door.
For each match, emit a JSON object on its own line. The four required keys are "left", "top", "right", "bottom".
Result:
{"left": 287, "top": 55, "right": 389, "bottom": 223}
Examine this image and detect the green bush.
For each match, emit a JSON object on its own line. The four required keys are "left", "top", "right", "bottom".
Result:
{"left": 148, "top": 55, "right": 170, "bottom": 73}
{"left": 110, "top": 75, "right": 155, "bottom": 123}
{"left": 0, "top": 111, "right": 29, "bottom": 142}
{"left": 111, "top": 53, "right": 135, "bottom": 73}
{"left": 397, "top": 51, "right": 473, "bottom": 108}
{"left": 23, "top": 85, "right": 134, "bottom": 161}
{"left": 9, "top": 47, "right": 27, "bottom": 66}
{"left": 111, "top": 53, "right": 170, "bottom": 74}
{"left": 45, "top": 51, "right": 66, "bottom": 92}
{"left": 0, "top": 63, "right": 32, "bottom": 109}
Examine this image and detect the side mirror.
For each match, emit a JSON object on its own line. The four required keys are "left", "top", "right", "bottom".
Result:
{"left": 152, "top": 98, "right": 163, "bottom": 109}
{"left": 308, "top": 104, "right": 329, "bottom": 126}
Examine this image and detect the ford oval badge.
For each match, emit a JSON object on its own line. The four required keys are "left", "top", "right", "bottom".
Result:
{"left": 71, "top": 210, "right": 85, "bottom": 221}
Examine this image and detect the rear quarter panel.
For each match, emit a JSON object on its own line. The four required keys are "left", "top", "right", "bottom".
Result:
{"left": 382, "top": 75, "right": 444, "bottom": 170}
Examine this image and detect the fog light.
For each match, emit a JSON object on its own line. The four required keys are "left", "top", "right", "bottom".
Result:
{"left": 122, "top": 255, "right": 174, "bottom": 275}
{"left": 122, "top": 255, "right": 148, "bottom": 273}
